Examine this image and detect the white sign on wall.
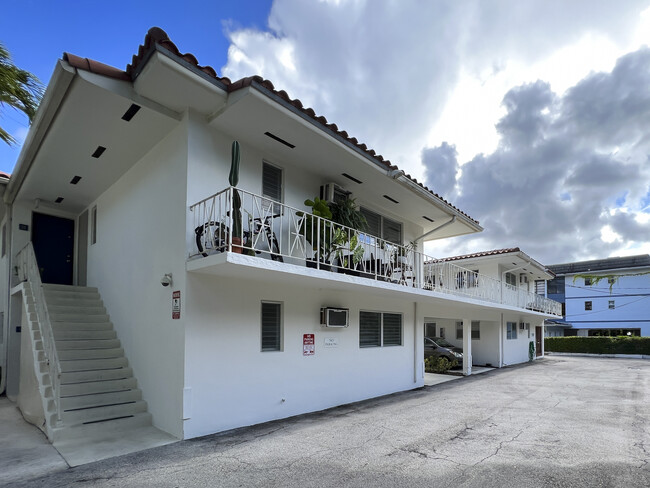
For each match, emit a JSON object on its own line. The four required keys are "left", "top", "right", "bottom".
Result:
{"left": 324, "top": 337, "right": 339, "bottom": 348}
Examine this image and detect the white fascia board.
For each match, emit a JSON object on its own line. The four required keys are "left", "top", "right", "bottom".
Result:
{"left": 5, "top": 60, "right": 76, "bottom": 204}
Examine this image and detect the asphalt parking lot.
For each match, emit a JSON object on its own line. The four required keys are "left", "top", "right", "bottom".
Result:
{"left": 7, "top": 355, "right": 650, "bottom": 487}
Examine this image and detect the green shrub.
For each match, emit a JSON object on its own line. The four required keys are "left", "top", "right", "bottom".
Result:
{"left": 425, "top": 356, "right": 458, "bottom": 373}
{"left": 544, "top": 336, "right": 650, "bottom": 355}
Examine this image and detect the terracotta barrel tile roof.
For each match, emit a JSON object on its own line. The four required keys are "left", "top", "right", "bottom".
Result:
{"left": 440, "top": 247, "right": 522, "bottom": 262}
{"left": 64, "top": 26, "right": 479, "bottom": 226}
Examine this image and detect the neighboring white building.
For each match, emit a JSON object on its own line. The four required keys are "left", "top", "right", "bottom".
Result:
{"left": 424, "top": 248, "right": 555, "bottom": 366}
{"left": 546, "top": 255, "right": 650, "bottom": 337}
{"left": 0, "top": 28, "right": 561, "bottom": 451}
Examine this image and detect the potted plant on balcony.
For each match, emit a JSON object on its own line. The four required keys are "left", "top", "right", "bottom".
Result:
{"left": 300, "top": 197, "right": 334, "bottom": 271}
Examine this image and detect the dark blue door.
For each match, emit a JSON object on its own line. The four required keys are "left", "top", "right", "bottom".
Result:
{"left": 32, "top": 212, "right": 74, "bottom": 285}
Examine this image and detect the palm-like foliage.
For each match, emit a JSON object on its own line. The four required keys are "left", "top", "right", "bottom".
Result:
{"left": 0, "top": 43, "right": 43, "bottom": 145}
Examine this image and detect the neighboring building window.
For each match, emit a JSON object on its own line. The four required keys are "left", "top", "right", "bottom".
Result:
{"left": 507, "top": 322, "right": 517, "bottom": 340}
{"left": 359, "top": 311, "right": 402, "bottom": 347}
{"left": 1, "top": 223, "right": 5, "bottom": 257}
{"left": 584, "top": 277, "right": 592, "bottom": 286}
{"left": 439, "top": 327, "right": 445, "bottom": 339}
{"left": 608, "top": 300, "right": 615, "bottom": 309}
{"left": 261, "top": 301, "right": 282, "bottom": 351}
{"left": 360, "top": 207, "right": 402, "bottom": 244}
{"left": 505, "top": 272, "right": 517, "bottom": 287}
{"left": 608, "top": 277, "right": 616, "bottom": 285}
{"left": 547, "top": 277, "right": 565, "bottom": 295}
{"left": 262, "top": 162, "right": 283, "bottom": 212}
{"left": 456, "top": 321, "right": 463, "bottom": 340}
{"left": 91, "top": 205, "right": 97, "bottom": 245}
{"left": 471, "top": 321, "right": 480, "bottom": 340}
{"left": 585, "top": 301, "right": 592, "bottom": 311}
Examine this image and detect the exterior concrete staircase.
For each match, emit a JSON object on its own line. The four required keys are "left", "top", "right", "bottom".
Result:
{"left": 42, "top": 284, "right": 152, "bottom": 443}
{"left": 19, "top": 281, "right": 176, "bottom": 465}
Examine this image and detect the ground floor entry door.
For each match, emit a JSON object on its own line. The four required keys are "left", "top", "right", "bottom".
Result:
{"left": 536, "top": 326, "right": 543, "bottom": 356}
{"left": 32, "top": 212, "right": 75, "bottom": 285}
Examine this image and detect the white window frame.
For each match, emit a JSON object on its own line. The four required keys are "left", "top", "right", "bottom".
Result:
{"left": 360, "top": 207, "right": 403, "bottom": 245}
{"left": 471, "top": 321, "right": 480, "bottom": 340}
{"left": 261, "top": 301, "right": 283, "bottom": 352}
{"left": 506, "top": 322, "right": 518, "bottom": 340}
{"left": 262, "top": 161, "right": 283, "bottom": 212}
{"left": 359, "top": 310, "right": 403, "bottom": 348}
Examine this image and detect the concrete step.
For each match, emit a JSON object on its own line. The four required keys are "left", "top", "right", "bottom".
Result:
{"left": 54, "top": 329, "right": 117, "bottom": 340}
{"left": 47, "top": 305, "right": 107, "bottom": 315}
{"left": 60, "top": 400, "right": 147, "bottom": 426}
{"left": 50, "top": 313, "right": 110, "bottom": 323}
{"left": 60, "top": 377, "right": 137, "bottom": 397}
{"left": 44, "top": 291, "right": 102, "bottom": 302}
{"left": 59, "top": 357, "right": 128, "bottom": 373}
{"left": 51, "top": 321, "right": 114, "bottom": 331}
{"left": 42, "top": 284, "right": 99, "bottom": 294}
{"left": 61, "top": 389, "right": 142, "bottom": 411}
{"left": 51, "top": 412, "right": 152, "bottom": 443}
{"left": 60, "top": 367, "right": 133, "bottom": 385}
{"left": 55, "top": 339, "right": 121, "bottom": 350}
{"left": 57, "top": 347, "right": 124, "bottom": 361}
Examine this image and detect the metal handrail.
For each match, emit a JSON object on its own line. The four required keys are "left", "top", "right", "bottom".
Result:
{"left": 15, "top": 242, "right": 62, "bottom": 424}
{"left": 190, "top": 187, "right": 562, "bottom": 316}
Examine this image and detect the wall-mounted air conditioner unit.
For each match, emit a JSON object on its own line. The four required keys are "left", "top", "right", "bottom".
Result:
{"left": 320, "top": 183, "right": 349, "bottom": 203}
{"left": 320, "top": 307, "right": 349, "bottom": 327}
{"left": 520, "top": 274, "right": 529, "bottom": 284}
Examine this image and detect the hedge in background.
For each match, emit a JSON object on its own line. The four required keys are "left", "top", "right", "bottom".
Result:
{"left": 545, "top": 336, "right": 650, "bottom": 355}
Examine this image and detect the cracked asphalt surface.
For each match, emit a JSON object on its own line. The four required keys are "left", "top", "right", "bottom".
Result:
{"left": 8, "top": 356, "right": 650, "bottom": 487}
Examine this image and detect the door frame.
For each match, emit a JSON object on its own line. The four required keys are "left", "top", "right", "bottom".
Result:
{"left": 31, "top": 210, "right": 78, "bottom": 285}
{"left": 535, "top": 326, "right": 543, "bottom": 356}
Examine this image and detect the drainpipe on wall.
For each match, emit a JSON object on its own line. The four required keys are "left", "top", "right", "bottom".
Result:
{"left": 413, "top": 301, "right": 418, "bottom": 383}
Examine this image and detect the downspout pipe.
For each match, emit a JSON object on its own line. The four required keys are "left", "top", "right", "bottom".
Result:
{"left": 413, "top": 216, "right": 456, "bottom": 245}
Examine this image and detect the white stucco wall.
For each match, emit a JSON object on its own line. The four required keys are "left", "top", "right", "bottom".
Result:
{"left": 85, "top": 119, "right": 189, "bottom": 438}
{"left": 182, "top": 274, "right": 418, "bottom": 439}
{"left": 502, "top": 314, "right": 544, "bottom": 365}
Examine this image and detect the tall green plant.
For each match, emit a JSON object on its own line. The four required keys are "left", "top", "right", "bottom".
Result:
{"left": 229, "top": 141, "right": 242, "bottom": 240}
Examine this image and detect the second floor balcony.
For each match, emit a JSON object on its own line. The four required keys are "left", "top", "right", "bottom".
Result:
{"left": 189, "top": 187, "right": 562, "bottom": 317}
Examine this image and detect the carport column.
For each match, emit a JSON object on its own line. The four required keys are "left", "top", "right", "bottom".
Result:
{"left": 462, "top": 318, "right": 472, "bottom": 376}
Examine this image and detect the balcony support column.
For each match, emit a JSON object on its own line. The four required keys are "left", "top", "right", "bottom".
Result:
{"left": 462, "top": 318, "right": 472, "bottom": 376}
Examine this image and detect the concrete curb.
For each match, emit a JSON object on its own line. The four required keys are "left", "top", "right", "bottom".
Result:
{"left": 547, "top": 352, "right": 650, "bottom": 359}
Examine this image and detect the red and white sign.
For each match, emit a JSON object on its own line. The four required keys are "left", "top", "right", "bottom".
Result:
{"left": 172, "top": 290, "right": 181, "bottom": 319}
{"left": 303, "top": 333, "right": 315, "bottom": 356}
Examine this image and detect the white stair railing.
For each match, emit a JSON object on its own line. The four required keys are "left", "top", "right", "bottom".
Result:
{"left": 15, "top": 242, "right": 62, "bottom": 425}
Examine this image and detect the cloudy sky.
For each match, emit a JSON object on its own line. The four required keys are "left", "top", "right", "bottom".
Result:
{"left": 2, "top": 0, "right": 650, "bottom": 264}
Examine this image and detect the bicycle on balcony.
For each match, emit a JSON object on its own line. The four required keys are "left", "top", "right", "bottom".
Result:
{"left": 194, "top": 212, "right": 283, "bottom": 262}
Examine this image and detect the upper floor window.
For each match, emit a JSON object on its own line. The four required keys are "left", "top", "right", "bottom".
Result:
{"left": 505, "top": 272, "right": 517, "bottom": 287}
{"left": 547, "top": 277, "right": 565, "bottom": 295}
{"left": 608, "top": 277, "right": 616, "bottom": 285}
{"left": 262, "top": 162, "right": 283, "bottom": 212}
{"left": 584, "top": 277, "right": 592, "bottom": 286}
{"left": 585, "top": 301, "right": 592, "bottom": 311}
{"left": 360, "top": 207, "right": 402, "bottom": 245}
{"left": 608, "top": 300, "right": 615, "bottom": 309}
{"left": 535, "top": 280, "right": 545, "bottom": 296}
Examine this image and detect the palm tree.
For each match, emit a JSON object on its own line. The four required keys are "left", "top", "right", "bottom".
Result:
{"left": 0, "top": 43, "right": 43, "bottom": 145}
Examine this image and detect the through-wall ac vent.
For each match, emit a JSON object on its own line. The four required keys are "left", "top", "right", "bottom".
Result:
{"left": 422, "top": 216, "right": 435, "bottom": 223}
{"left": 342, "top": 173, "right": 363, "bottom": 184}
{"left": 92, "top": 146, "right": 106, "bottom": 158}
{"left": 264, "top": 131, "right": 295, "bottom": 148}
{"left": 383, "top": 195, "right": 399, "bottom": 204}
{"left": 121, "top": 104, "right": 141, "bottom": 121}
{"left": 55, "top": 197, "right": 64, "bottom": 204}
{"left": 70, "top": 176, "right": 82, "bottom": 185}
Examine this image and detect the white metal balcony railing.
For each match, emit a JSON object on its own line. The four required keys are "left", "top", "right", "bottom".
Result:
{"left": 190, "top": 187, "right": 562, "bottom": 316}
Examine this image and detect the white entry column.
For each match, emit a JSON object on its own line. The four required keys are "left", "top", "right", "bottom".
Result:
{"left": 462, "top": 318, "right": 472, "bottom": 376}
